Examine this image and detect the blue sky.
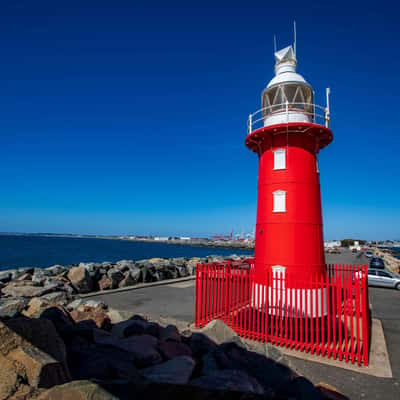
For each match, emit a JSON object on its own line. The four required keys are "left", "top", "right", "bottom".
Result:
{"left": 0, "top": 0, "right": 398, "bottom": 240}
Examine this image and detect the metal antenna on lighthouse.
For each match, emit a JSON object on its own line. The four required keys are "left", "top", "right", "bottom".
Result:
{"left": 273, "top": 34, "right": 277, "bottom": 54}
{"left": 293, "top": 21, "right": 297, "bottom": 57}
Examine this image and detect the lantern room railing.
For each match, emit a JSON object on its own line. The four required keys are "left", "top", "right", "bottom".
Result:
{"left": 247, "top": 102, "right": 330, "bottom": 135}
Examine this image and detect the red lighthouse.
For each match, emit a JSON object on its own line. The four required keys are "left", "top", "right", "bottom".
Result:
{"left": 245, "top": 41, "right": 332, "bottom": 304}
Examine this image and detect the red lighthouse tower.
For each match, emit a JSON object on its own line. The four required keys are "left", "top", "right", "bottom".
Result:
{"left": 245, "top": 41, "right": 332, "bottom": 301}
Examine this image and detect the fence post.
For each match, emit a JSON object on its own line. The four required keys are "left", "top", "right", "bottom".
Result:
{"left": 361, "top": 264, "right": 370, "bottom": 366}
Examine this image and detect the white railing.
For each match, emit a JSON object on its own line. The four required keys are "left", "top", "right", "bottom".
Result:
{"left": 247, "top": 102, "right": 330, "bottom": 135}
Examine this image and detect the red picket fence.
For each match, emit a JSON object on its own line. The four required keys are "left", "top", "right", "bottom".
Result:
{"left": 195, "top": 260, "right": 371, "bottom": 366}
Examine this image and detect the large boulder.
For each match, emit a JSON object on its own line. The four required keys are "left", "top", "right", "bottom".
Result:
{"left": 118, "top": 270, "right": 136, "bottom": 288}
{"left": 158, "top": 341, "right": 192, "bottom": 360}
{"left": 36, "top": 380, "right": 117, "bottom": 400}
{"left": 40, "top": 307, "right": 76, "bottom": 339}
{"left": 159, "top": 324, "right": 181, "bottom": 342}
{"left": 68, "top": 344, "right": 141, "bottom": 382}
{"left": 107, "top": 268, "right": 124, "bottom": 288}
{"left": 94, "top": 331, "right": 161, "bottom": 367}
{"left": 1, "top": 283, "right": 55, "bottom": 298}
{"left": 7, "top": 345, "right": 70, "bottom": 388}
{"left": 0, "top": 354, "right": 19, "bottom": 400}
{"left": 188, "top": 332, "right": 217, "bottom": 356}
{"left": 196, "top": 319, "right": 238, "bottom": 345}
{"left": 215, "top": 341, "right": 294, "bottom": 395}
{"left": 0, "top": 319, "right": 70, "bottom": 389}
{"left": 98, "top": 275, "right": 112, "bottom": 291}
{"left": 46, "top": 265, "right": 67, "bottom": 276}
{"left": 70, "top": 305, "right": 111, "bottom": 330}
{"left": 0, "top": 271, "right": 13, "bottom": 283}
{"left": 190, "top": 369, "right": 265, "bottom": 395}
{"left": 0, "top": 297, "right": 26, "bottom": 318}
{"left": 141, "top": 356, "right": 195, "bottom": 385}
{"left": 67, "top": 266, "right": 93, "bottom": 294}
{"left": 4, "top": 317, "right": 69, "bottom": 369}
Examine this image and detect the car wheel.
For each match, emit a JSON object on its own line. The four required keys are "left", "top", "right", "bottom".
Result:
{"left": 396, "top": 283, "right": 400, "bottom": 290}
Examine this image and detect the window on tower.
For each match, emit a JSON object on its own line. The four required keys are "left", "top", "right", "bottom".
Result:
{"left": 273, "top": 190, "right": 286, "bottom": 213}
{"left": 273, "top": 149, "right": 286, "bottom": 170}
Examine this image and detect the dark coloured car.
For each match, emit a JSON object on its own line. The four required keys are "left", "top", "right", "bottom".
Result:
{"left": 370, "top": 257, "right": 385, "bottom": 269}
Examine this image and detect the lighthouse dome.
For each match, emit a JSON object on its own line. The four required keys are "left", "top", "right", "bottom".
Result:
{"left": 261, "top": 45, "right": 314, "bottom": 126}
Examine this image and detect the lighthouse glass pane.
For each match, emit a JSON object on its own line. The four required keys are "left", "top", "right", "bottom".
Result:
{"left": 273, "top": 191, "right": 286, "bottom": 213}
{"left": 274, "top": 149, "right": 286, "bottom": 170}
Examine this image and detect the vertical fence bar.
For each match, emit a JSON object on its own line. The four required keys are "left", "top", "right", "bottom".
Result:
{"left": 361, "top": 265, "right": 369, "bottom": 366}
{"left": 310, "top": 273, "right": 315, "bottom": 354}
{"left": 284, "top": 273, "right": 288, "bottom": 347}
{"left": 338, "top": 265, "right": 343, "bottom": 361}
{"left": 243, "top": 269, "right": 249, "bottom": 337}
{"left": 265, "top": 275, "right": 269, "bottom": 343}
{"left": 350, "top": 265, "right": 355, "bottom": 364}
{"left": 343, "top": 264, "right": 348, "bottom": 361}
{"left": 252, "top": 270, "right": 256, "bottom": 340}
{"left": 223, "top": 263, "right": 228, "bottom": 325}
{"left": 239, "top": 268, "right": 244, "bottom": 336}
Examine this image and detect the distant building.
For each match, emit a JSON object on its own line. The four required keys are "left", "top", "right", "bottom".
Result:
{"left": 180, "top": 237, "right": 191, "bottom": 241}
{"left": 324, "top": 240, "right": 341, "bottom": 249}
{"left": 349, "top": 240, "right": 361, "bottom": 251}
{"left": 154, "top": 237, "right": 169, "bottom": 241}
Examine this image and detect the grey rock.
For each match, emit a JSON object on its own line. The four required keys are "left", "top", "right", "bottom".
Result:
{"left": 128, "top": 265, "right": 141, "bottom": 282}
{"left": 116, "top": 260, "right": 135, "bottom": 272}
{"left": 1, "top": 283, "right": 55, "bottom": 298}
{"left": 66, "top": 299, "right": 83, "bottom": 310}
{"left": 37, "top": 380, "right": 116, "bottom": 400}
{"left": 84, "top": 299, "right": 107, "bottom": 309}
{"left": 17, "top": 272, "right": 33, "bottom": 281}
{"left": 0, "top": 271, "right": 12, "bottom": 283}
{"left": 118, "top": 270, "right": 136, "bottom": 288}
{"left": 196, "top": 319, "right": 238, "bottom": 345}
{"left": 159, "top": 324, "right": 181, "bottom": 342}
{"left": 46, "top": 265, "right": 66, "bottom": 276}
{"left": 80, "top": 262, "right": 100, "bottom": 278}
{"left": 216, "top": 341, "right": 294, "bottom": 394}
{"left": 112, "top": 318, "right": 148, "bottom": 338}
{"left": 159, "top": 340, "right": 192, "bottom": 359}
{"left": 200, "top": 351, "right": 219, "bottom": 376}
{"left": 141, "top": 356, "right": 195, "bottom": 385}
{"left": 67, "top": 266, "right": 93, "bottom": 293}
{"left": 191, "top": 369, "right": 265, "bottom": 395}
{"left": 94, "top": 330, "right": 161, "bottom": 367}
{"left": 98, "top": 275, "right": 113, "bottom": 290}
{"left": 189, "top": 332, "right": 217, "bottom": 356}
{"left": 32, "top": 270, "right": 49, "bottom": 285}
{"left": 68, "top": 344, "right": 142, "bottom": 382}
{"left": 0, "top": 297, "right": 26, "bottom": 318}
{"left": 107, "top": 268, "right": 124, "bottom": 288}
{"left": 40, "top": 291, "right": 68, "bottom": 304}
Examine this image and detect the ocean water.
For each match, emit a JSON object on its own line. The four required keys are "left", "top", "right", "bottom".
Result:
{"left": 0, "top": 235, "right": 254, "bottom": 270}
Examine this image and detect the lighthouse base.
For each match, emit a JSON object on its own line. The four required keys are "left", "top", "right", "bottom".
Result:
{"left": 252, "top": 283, "right": 328, "bottom": 318}
{"left": 195, "top": 261, "right": 371, "bottom": 366}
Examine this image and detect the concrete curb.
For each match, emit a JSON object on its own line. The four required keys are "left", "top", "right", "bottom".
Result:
{"left": 79, "top": 275, "right": 196, "bottom": 298}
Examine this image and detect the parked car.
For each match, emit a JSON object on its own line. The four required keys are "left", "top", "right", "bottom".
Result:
{"left": 370, "top": 257, "right": 385, "bottom": 269}
{"left": 365, "top": 251, "right": 373, "bottom": 258}
{"left": 367, "top": 269, "right": 400, "bottom": 289}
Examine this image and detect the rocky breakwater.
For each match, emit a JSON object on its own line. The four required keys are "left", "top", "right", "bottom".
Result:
{"left": 0, "top": 296, "right": 348, "bottom": 400}
{"left": 0, "top": 255, "right": 246, "bottom": 318}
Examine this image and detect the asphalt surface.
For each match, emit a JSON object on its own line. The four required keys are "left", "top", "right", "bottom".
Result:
{"left": 93, "top": 250, "right": 400, "bottom": 399}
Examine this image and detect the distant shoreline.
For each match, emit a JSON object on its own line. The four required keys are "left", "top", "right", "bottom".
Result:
{"left": 0, "top": 232, "right": 255, "bottom": 250}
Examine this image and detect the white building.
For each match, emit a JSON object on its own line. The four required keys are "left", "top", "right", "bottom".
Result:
{"left": 324, "top": 240, "right": 341, "bottom": 249}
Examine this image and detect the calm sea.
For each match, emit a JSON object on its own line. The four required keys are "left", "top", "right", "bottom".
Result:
{"left": 0, "top": 235, "right": 254, "bottom": 270}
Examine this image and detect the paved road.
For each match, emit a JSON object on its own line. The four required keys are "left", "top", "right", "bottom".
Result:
{"left": 92, "top": 250, "right": 400, "bottom": 399}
